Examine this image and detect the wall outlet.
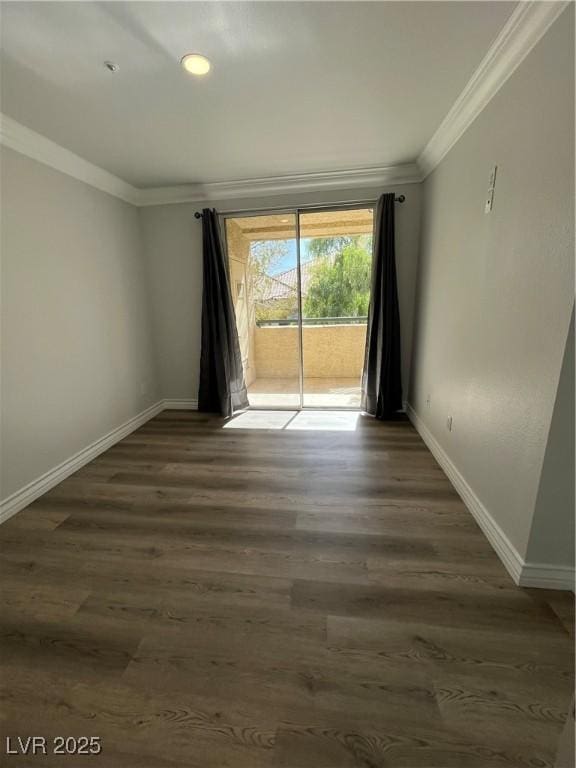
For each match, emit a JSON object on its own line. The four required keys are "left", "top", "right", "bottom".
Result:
{"left": 426, "top": 394, "right": 431, "bottom": 408}
{"left": 446, "top": 416, "right": 453, "bottom": 432}
{"left": 140, "top": 381, "right": 148, "bottom": 395}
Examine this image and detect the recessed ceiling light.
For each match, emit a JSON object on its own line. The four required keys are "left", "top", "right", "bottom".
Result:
{"left": 181, "top": 53, "right": 211, "bottom": 76}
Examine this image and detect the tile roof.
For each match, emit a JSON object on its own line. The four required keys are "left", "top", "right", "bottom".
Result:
{"left": 255, "top": 260, "right": 316, "bottom": 303}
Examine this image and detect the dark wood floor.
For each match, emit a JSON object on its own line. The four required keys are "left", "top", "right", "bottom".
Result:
{"left": 0, "top": 411, "right": 573, "bottom": 767}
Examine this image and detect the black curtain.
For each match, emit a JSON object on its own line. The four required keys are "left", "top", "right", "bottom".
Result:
{"left": 198, "top": 209, "right": 249, "bottom": 418}
{"left": 361, "top": 193, "right": 403, "bottom": 419}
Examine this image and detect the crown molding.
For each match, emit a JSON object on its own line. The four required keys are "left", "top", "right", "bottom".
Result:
{"left": 3, "top": 1, "right": 566, "bottom": 205}
{"left": 136, "top": 163, "right": 422, "bottom": 206}
{"left": 418, "top": 0, "right": 571, "bottom": 179}
{"left": 0, "top": 113, "right": 140, "bottom": 204}
{"left": 0, "top": 112, "right": 421, "bottom": 206}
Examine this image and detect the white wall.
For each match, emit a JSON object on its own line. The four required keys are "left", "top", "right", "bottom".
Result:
{"left": 525, "top": 309, "right": 574, "bottom": 569}
{"left": 139, "top": 203, "right": 203, "bottom": 402}
{"left": 140, "top": 183, "right": 422, "bottom": 402}
{"left": 3, "top": 6, "right": 572, "bottom": 588}
{"left": 409, "top": 9, "right": 574, "bottom": 567}
{"left": 0, "top": 149, "right": 422, "bottom": 510}
{"left": 1, "top": 147, "right": 159, "bottom": 502}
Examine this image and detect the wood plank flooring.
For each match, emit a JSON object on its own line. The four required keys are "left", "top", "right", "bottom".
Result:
{"left": 0, "top": 410, "right": 573, "bottom": 767}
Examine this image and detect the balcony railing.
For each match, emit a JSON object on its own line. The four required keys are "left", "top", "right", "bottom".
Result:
{"left": 257, "top": 316, "right": 368, "bottom": 327}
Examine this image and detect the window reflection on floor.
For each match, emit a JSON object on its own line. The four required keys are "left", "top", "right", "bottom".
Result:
{"left": 223, "top": 411, "right": 297, "bottom": 430}
{"left": 286, "top": 411, "right": 359, "bottom": 431}
{"left": 223, "top": 410, "right": 360, "bottom": 431}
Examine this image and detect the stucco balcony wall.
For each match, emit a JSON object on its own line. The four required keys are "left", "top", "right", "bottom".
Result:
{"left": 254, "top": 324, "right": 366, "bottom": 379}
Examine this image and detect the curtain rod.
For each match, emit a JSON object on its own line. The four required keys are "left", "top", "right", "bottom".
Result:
{"left": 194, "top": 194, "right": 405, "bottom": 219}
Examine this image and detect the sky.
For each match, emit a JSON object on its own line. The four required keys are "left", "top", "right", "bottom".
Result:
{"left": 262, "top": 238, "right": 313, "bottom": 276}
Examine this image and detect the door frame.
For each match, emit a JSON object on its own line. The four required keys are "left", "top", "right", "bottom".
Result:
{"left": 222, "top": 202, "right": 375, "bottom": 411}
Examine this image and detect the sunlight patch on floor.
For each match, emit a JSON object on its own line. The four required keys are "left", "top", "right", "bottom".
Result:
{"left": 286, "top": 411, "right": 360, "bottom": 431}
{"left": 224, "top": 410, "right": 360, "bottom": 431}
{"left": 223, "top": 411, "right": 297, "bottom": 429}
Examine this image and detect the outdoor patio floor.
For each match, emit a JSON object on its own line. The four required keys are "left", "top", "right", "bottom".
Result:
{"left": 247, "top": 377, "right": 361, "bottom": 408}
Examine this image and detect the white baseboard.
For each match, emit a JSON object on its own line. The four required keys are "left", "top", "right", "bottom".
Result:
{"left": 518, "top": 563, "right": 575, "bottom": 591}
{"left": 4, "top": 396, "right": 571, "bottom": 592}
{"left": 405, "top": 403, "right": 523, "bottom": 584}
{"left": 163, "top": 399, "right": 198, "bottom": 410}
{"left": 0, "top": 398, "right": 201, "bottom": 524}
{"left": 406, "top": 403, "right": 574, "bottom": 592}
{"left": 0, "top": 397, "right": 201, "bottom": 525}
{"left": 0, "top": 400, "right": 164, "bottom": 525}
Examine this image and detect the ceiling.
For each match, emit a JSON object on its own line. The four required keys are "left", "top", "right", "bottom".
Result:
{"left": 232, "top": 208, "right": 374, "bottom": 241}
{"left": 0, "top": 1, "right": 516, "bottom": 188}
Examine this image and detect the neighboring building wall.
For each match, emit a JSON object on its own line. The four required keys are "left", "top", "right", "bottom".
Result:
{"left": 1, "top": 146, "right": 159, "bottom": 502}
{"left": 255, "top": 325, "right": 366, "bottom": 379}
{"left": 409, "top": 8, "right": 574, "bottom": 565}
{"left": 225, "top": 220, "right": 257, "bottom": 387}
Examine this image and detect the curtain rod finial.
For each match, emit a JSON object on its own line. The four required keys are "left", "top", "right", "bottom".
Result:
{"left": 194, "top": 212, "right": 203, "bottom": 219}
{"left": 395, "top": 195, "right": 405, "bottom": 203}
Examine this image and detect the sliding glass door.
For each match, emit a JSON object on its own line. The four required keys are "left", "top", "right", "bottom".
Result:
{"left": 299, "top": 208, "right": 374, "bottom": 407}
{"left": 225, "top": 213, "right": 301, "bottom": 408}
{"left": 225, "top": 205, "right": 374, "bottom": 409}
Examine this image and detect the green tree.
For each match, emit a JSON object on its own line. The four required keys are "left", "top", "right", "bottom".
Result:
{"left": 304, "top": 237, "right": 372, "bottom": 318}
{"left": 250, "top": 239, "right": 296, "bottom": 324}
{"left": 307, "top": 235, "right": 369, "bottom": 259}
{"left": 254, "top": 297, "right": 297, "bottom": 324}
{"left": 250, "top": 239, "right": 289, "bottom": 276}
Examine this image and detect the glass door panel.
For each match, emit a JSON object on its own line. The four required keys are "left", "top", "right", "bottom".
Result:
{"left": 298, "top": 208, "right": 374, "bottom": 408}
{"left": 225, "top": 213, "right": 301, "bottom": 408}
